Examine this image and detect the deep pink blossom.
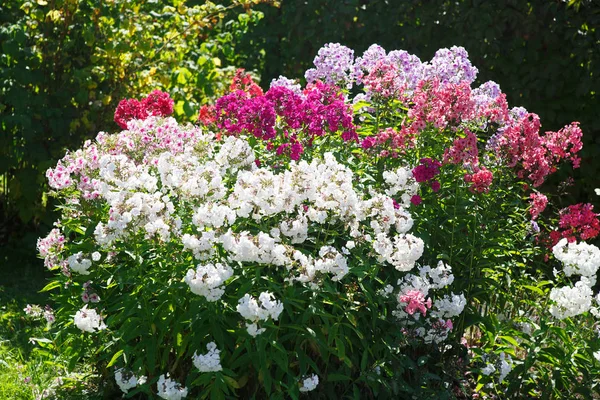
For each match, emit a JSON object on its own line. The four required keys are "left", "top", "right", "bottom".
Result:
{"left": 550, "top": 203, "right": 600, "bottom": 244}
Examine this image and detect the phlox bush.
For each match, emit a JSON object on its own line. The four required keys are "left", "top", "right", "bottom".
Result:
{"left": 38, "top": 44, "right": 600, "bottom": 399}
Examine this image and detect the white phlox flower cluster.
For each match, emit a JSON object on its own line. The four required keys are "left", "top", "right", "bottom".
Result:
{"left": 220, "top": 231, "right": 291, "bottom": 267}
{"left": 299, "top": 374, "right": 319, "bottom": 392}
{"left": 237, "top": 292, "right": 284, "bottom": 337}
{"left": 74, "top": 305, "right": 106, "bottom": 332}
{"left": 213, "top": 135, "right": 256, "bottom": 174}
{"left": 553, "top": 238, "right": 600, "bottom": 283}
{"left": 549, "top": 279, "right": 594, "bottom": 319}
{"left": 181, "top": 232, "right": 218, "bottom": 260}
{"left": 382, "top": 167, "right": 419, "bottom": 207}
{"left": 157, "top": 374, "right": 188, "bottom": 400}
{"left": 185, "top": 263, "right": 234, "bottom": 302}
{"left": 193, "top": 342, "right": 222, "bottom": 372}
{"left": 363, "top": 194, "right": 414, "bottom": 234}
{"left": 431, "top": 293, "right": 467, "bottom": 319}
{"left": 480, "top": 353, "right": 513, "bottom": 383}
{"left": 44, "top": 116, "right": 442, "bottom": 357}
{"left": 549, "top": 238, "right": 600, "bottom": 319}
{"left": 290, "top": 246, "right": 349, "bottom": 285}
{"left": 372, "top": 233, "right": 424, "bottom": 271}
{"left": 114, "top": 368, "right": 147, "bottom": 394}
{"left": 68, "top": 252, "right": 93, "bottom": 275}
{"left": 279, "top": 214, "right": 309, "bottom": 244}
{"left": 192, "top": 204, "right": 237, "bottom": 230}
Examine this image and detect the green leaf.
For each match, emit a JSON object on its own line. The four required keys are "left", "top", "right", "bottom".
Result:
{"left": 107, "top": 349, "right": 124, "bottom": 368}
{"left": 39, "top": 280, "right": 61, "bottom": 293}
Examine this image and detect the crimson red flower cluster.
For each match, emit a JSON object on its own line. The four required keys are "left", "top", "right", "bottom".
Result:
{"left": 114, "top": 90, "right": 174, "bottom": 129}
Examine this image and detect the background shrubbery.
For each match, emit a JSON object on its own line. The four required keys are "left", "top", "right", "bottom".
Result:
{"left": 0, "top": 0, "right": 267, "bottom": 263}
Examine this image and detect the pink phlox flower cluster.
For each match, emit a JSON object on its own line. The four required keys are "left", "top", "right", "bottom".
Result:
{"left": 550, "top": 203, "right": 600, "bottom": 245}
{"left": 353, "top": 45, "right": 424, "bottom": 92}
{"left": 398, "top": 289, "right": 432, "bottom": 316}
{"left": 432, "top": 318, "right": 453, "bottom": 332}
{"left": 362, "top": 59, "right": 404, "bottom": 99}
{"left": 114, "top": 90, "right": 174, "bottom": 129}
{"left": 361, "top": 127, "right": 416, "bottom": 158}
{"left": 407, "top": 79, "right": 476, "bottom": 132}
{"left": 529, "top": 192, "right": 548, "bottom": 220}
{"left": 496, "top": 114, "right": 583, "bottom": 186}
{"left": 544, "top": 122, "right": 583, "bottom": 169}
{"left": 471, "top": 81, "right": 510, "bottom": 124}
{"left": 464, "top": 166, "right": 493, "bottom": 194}
{"left": 444, "top": 129, "right": 479, "bottom": 166}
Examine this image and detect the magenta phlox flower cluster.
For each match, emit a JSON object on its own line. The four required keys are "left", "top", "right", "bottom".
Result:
{"left": 412, "top": 158, "right": 441, "bottom": 193}
{"left": 207, "top": 80, "right": 356, "bottom": 160}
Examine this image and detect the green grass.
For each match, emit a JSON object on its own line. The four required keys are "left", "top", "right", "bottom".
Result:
{"left": 0, "top": 254, "right": 101, "bottom": 399}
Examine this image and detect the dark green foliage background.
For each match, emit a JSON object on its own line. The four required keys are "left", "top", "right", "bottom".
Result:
{"left": 2, "top": 0, "right": 599, "bottom": 263}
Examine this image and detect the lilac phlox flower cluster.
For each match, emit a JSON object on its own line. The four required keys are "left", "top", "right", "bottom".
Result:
{"left": 185, "top": 263, "right": 234, "bottom": 302}
{"left": 193, "top": 342, "right": 222, "bottom": 372}
{"left": 156, "top": 374, "right": 188, "bottom": 400}
{"left": 299, "top": 374, "right": 319, "bottom": 392}
{"left": 424, "top": 46, "right": 478, "bottom": 85}
{"left": 305, "top": 43, "right": 355, "bottom": 89}
{"left": 74, "top": 305, "right": 106, "bottom": 332}
{"left": 472, "top": 81, "right": 502, "bottom": 110}
{"left": 236, "top": 292, "right": 284, "bottom": 337}
{"left": 270, "top": 75, "right": 303, "bottom": 96}
{"left": 114, "top": 369, "right": 147, "bottom": 394}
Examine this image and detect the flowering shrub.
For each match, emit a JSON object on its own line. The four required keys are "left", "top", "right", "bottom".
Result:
{"left": 39, "top": 43, "right": 600, "bottom": 398}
